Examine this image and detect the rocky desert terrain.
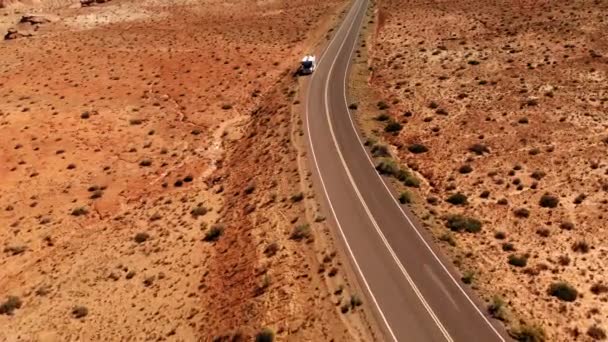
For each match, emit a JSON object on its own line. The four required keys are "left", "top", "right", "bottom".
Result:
{"left": 351, "top": 0, "right": 608, "bottom": 340}
{"left": 0, "top": 0, "right": 376, "bottom": 340}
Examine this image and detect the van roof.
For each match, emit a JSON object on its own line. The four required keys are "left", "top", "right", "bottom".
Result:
{"left": 301, "top": 55, "right": 315, "bottom": 63}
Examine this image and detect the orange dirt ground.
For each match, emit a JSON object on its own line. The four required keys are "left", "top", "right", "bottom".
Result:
{"left": 353, "top": 0, "right": 608, "bottom": 340}
{"left": 0, "top": 0, "right": 376, "bottom": 340}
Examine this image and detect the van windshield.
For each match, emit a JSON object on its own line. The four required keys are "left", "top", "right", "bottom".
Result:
{"left": 302, "top": 61, "right": 313, "bottom": 68}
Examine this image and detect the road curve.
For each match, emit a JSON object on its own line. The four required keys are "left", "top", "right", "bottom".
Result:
{"left": 304, "top": 0, "right": 510, "bottom": 341}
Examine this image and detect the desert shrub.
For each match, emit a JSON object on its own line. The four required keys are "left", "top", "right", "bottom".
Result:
{"left": 539, "top": 193, "right": 559, "bottom": 208}
{"left": 376, "top": 159, "right": 399, "bottom": 175}
{"left": 445, "top": 215, "right": 482, "bottom": 233}
{"left": 290, "top": 224, "right": 311, "bottom": 241}
{"left": 535, "top": 228, "right": 550, "bottom": 238}
{"left": 559, "top": 221, "right": 575, "bottom": 230}
{"left": 350, "top": 294, "right": 363, "bottom": 308}
{"left": 428, "top": 101, "right": 439, "bottom": 109}
{"left": 129, "top": 118, "right": 143, "bottom": 125}
{"left": 548, "top": 282, "right": 578, "bottom": 302}
{"left": 558, "top": 255, "right": 571, "bottom": 266}
{"left": 509, "top": 324, "right": 546, "bottom": 342}
{"left": 458, "top": 165, "right": 473, "bottom": 174}
{"left": 468, "top": 60, "right": 480, "bottom": 65}
{"left": 494, "top": 231, "right": 506, "bottom": 239}
{"left": 530, "top": 170, "right": 545, "bottom": 180}
{"left": 255, "top": 328, "right": 274, "bottom": 342}
{"left": 190, "top": 206, "right": 208, "bottom": 218}
{"left": 488, "top": 296, "right": 507, "bottom": 321}
{"left": 4, "top": 245, "right": 26, "bottom": 255}
{"left": 513, "top": 208, "right": 530, "bottom": 218}
{"left": 71, "top": 207, "right": 88, "bottom": 216}
{"left": 395, "top": 169, "right": 420, "bottom": 187}
{"left": 572, "top": 240, "right": 590, "bottom": 253}
{"left": 502, "top": 242, "right": 515, "bottom": 251}
{"left": 134, "top": 232, "right": 150, "bottom": 243}
{"left": 446, "top": 193, "right": 468, "bottom": 205}
{"left": 469, "top": 143, "right": 490, "bottom": 155}
{"left": 518, "top": 117, "right": 529, "bottom": 124}
{"left": 221, "top": 103, "right": 233, "bottom": 110}
{"left": 72, "top": 305, "right": 88, "bottom": 319}
{"left": 439, "top": 233, "right": 456, "bottom": 246}
{"left": 384, "top": 120, "right": 403, "bottom": 133}
{"left": 80, "top": 111, "right": 90, "bottom": 119}
{"left": 587, "top": 326, "right": 606, "bottom": 340}
{"left": 408, "top": 143, "right": 428, "bottom": 154}
{"left": 573, "top": 193, "right": 586, "bottom": 204}
{"left": 371, "top": 144, "right": 390, "bottom": 157}
{"left": 204, "top": 225, "right": 224, "bottom": 242}
{"left": 590, "top": 282, "right": 608, "bottom": 295}
{"left": 508, "top": 254, "right": 528, "bottom": 267}
{"left": 0, "top": 296, "right": 22, "bottom": 315}
{"left": 291, "top": 192, "right": 304, "bottom": 202}
{"left": 264, "top": 242, "right": 279, "bottom": 257}
{"left": 480, "top": 190, "right": 490, "bottom": 198}
{"left": 398, "top": 191, "right": 411, "bottom": 204}
{"left": 348, "top": 103, "right": 358, "bottom": 110}
{"left": 461, "top": 271, "right": 474, "bottom": 284}
{"left": 139, "top": 159, "right": 152, "bottom": 167}
{"left": 375, "top": 113, "right": 390, "bottom": 121}
{"left": 377, "top": 101, "right": 389, "bottom": 110}
{"left": 244, "top": 183, "right": 255, "bottom": 195}
{"left": 90, "top": 189, "right": 103, "bottom": 199}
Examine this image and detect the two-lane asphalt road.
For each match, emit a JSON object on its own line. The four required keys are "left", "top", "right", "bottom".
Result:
{"left": 304, "top": 0, "right": 510, "bottom": 340}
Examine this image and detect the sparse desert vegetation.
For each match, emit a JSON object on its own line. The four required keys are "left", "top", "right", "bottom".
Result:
{"left": 352, "top": 0, "right": 608, "bottom": 340}
{"left": 1, "top": 0, "right": 374, "bottom": 340}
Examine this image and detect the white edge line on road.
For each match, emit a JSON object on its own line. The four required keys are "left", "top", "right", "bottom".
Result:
{"left": 305, "top": 1, "right": 399, "bottom": 342}
{"left": 339, "top": 8, "right": 507, "bottom": 342}
{"left": 321, "top": 1, "right": 453, "bottom": 341}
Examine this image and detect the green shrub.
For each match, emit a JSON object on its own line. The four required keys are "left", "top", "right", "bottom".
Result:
{"left": 461, "top": 271, "right": 474, "bottom": 284}
{"left": 134, "top": 232, "right": 150, "bottom": 244}
{"left": 204, "top": 225, "right": 224, "bottom": 242}
{"left": 468, "top": 143, "right": 490, "bottom": 155}
{"left": 587, "top": 325, "right": 607, "bottom": 340}
{"left": 398, "top": 191, "right": 411, "bottom": 204}
{"left": 72, "top": 305, "right": 88, "bottom": 319}
{"left": 290, "top": 224, "right": 311, "bottom": 241}
{"left": 190, "top": 206, "right": 208, "bottom": 218}
{"left": 0, "top": 296, "right": 22, "bottom": 315}
{"left": 509, "top": 324, "right": 546, "bottom": 342}
{"left": 71, "top": 207, "right": 88, "bottom": 216}
{"left": 255, "top": 328, "right": 274, "bottom": 342}
{"left": 508, "top": 254, "right": 528, "bottom": 267}
{"left": 376, "top": 159, "right": 399, "bottom": 176}
{"left": 488, "top": 296, "right": 508, "bottom": 321}
{"left": 371, "top": 144, "right": 390, "bottom": 157}
{"left": 377, "top": 101, "right": 389, "bottom": 110}
{"left": 445, "top": 215, "right": 482, "bottom": 233}
{"left": 439, "top": 233, "right": 456, "bottom": 246}
{"left": 539, "top": 193, "right": 559, "bottom": 208}
{"left": 384, "top": 120, "right": 403, "bottom": 133}
{"left": 375, "top": 113, "right": 390, "bottom": 121}
{"left": 458, "top": 164, "right": 473, "bottom": 174}
{"left": 408, "top": 143, "right": 428, "bottom": 154}
{"left": 395, "top": 169, "right": 420, "bottom": 187}
{"left": 290, "top": 192, "right": 304, "bottom": 202}
{"left": 446, "top": 193, "right": 468, "bottom": 205}
{"left": 548, "top": 282, "right": 578, "bottom": 302}
{"left": 513, "top": 208, "right": 530, "bottom": 218}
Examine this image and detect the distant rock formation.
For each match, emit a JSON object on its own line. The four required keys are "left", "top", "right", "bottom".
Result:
{"left": 4, "top": 28, "right": 34, "bottom": 40}
{"left": 80, "top": 0, "right": 110, "bottom": 7}
{"left": 19, "top": 15, "right": 52, "bottom": 25}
